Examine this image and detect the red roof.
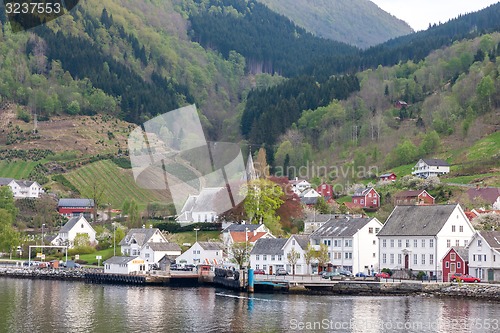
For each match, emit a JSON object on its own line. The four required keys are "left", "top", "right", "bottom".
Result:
{"left": 230, "top": 231, "right": 268, "bottom": 243}
{"left": 344, "top": 202, "right": 362, "bottom": 209}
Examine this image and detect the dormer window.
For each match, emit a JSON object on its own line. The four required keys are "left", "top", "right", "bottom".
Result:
{"left": 81, "top": 224, "right": 84, "bottom": 228}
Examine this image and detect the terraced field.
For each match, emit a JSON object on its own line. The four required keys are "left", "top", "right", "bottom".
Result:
{"left": 0, "top": 160, "right": 40, "bottom": 179}
{"left": 65, "top": 160, "right": 169, "bottom": 210}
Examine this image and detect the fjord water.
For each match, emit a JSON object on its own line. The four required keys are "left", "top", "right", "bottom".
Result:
{"left": 1, "top": 278, "right": 499, "bottom": 333}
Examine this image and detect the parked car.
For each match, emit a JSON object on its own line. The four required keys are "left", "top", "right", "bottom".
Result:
{"left": 170, "top": 263, "right": 178, "bottom": 270}
{"left": 450, "top": 273, "right": 480, "bottom": 283}
{"left": 275, "top": 268, "right": 288, "bottom": 276}
{"left": 355, "top": 272, "right": 367, "bottom": 277}
{"left": 376, "top": 272, "right": 391, "bottom": 279}
{"left": 339, "top": 270, "right": 352, "bottom": 277}
{"left": 184, "top": 264, "right": 196, "bottom": 271}
{"left": 253, "top": 269, "right": 266, "bottom": 275}
{"left": 322, "top": 271, "right": 340, "bottom": 279}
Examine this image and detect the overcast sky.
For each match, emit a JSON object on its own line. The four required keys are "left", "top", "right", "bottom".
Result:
{"left": 371, "top": 0, "right": 500, "bottom": 31}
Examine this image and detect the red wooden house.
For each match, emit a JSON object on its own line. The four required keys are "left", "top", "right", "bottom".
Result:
{"left": 352, "top": 187, "right": 380, "bottom": 210}
{"left": 394, "top": 190, "right": 434, "bottom": 205}
{"left": 442, "top": 247, "right": 469, "bottom": 282}
{"left": 379, "top": 172, "right": 397, "bottom": 182}
{"left": 316, "top": 183, "right": 334, "bottom": 201}
{"left": 58, "top": 198, "right": 95, "bottom": 220}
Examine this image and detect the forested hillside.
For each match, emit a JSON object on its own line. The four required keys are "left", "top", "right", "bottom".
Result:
{"left": 256, "top": 0, "right": 413, "bottom": 48}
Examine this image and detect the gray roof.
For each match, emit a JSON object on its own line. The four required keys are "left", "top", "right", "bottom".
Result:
{"left": 421, "top": 159, "right": 450, "bottom": 167}
{"left": 223, "top": 223, "right": 263, "bottom": 233}
{"left": 310, "top": 217, "right": 374, "bottom": 238}
{"left": 451, "top": 246, "right": 469, "bottom": 260}
{"left": 60, "top": 216, "right": 90, "bottom": 233}
{"left": 191, "top": 187, "right": 224, "bottom": 213}
{"left": 197, "top": 241, "right": 223, "bottom": 251}
{"left": 478, "top": 231, "right": 500, "bottom": 251}
{"left": 301, "top": 196, "right": 318, "bottom": 205}
{"left": 377, "top": 204, "right": 458, "bottom": 237}
{"left": 58, "top": 198, "right": 95, "bottom": 208}
{"left": 290, "top": 235, "right": 310, "bottom": 250}
{"left": 250, "top": 238, "right": 288, "bottom": 255}
{"left": 119, "top": 228, "right": 161, "bottom": 247}
{"left": 104, "top": 256, "right": 139, "bottom": 265}
{"left": 0, "top": 178, "right": 14, "bottom": 186}
{"left": 146, "top": 242, "right": 181, "bottom": 252}
{"left": 353, "top": 187, "right": 375, "bottom": 197}
{"left": 304, "top": 213, "right": 335, "bottom": 223}
{"left": 14, "top": 180, "right": 35, "bottom": 187}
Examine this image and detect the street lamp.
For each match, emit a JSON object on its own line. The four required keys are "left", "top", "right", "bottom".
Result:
{"left": 194, "top": 228, "right": 200, "bottom": 243}
{"left": 245, "top": 227, "right": 249, "bottom": 268}
{"left": 112, "top": 222, "right": 116, "bottom": 256}
{"left": 41, "top": 224, "right": 45, "bottom": 261}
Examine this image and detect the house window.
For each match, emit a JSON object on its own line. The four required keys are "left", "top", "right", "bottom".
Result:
{"left": 369, "top": 228, "right": 373, "bottom": 234}
{"left": 373, "top": 200, "right": 377, "bottom": 205}
{"left": 263, "top": 265, "right": 267, "bottom": 271}
{"left": 406, "top": 240, "right": 410, "bottom": 248}
{"left": 278, "top": 255, "right": 282, "bottom": 261}
{"left": 197, "top": 250, "right": 200, "bottom": 254}
{"left": 390, "top": 240, "right": 394, "bottom": 248}
{"left": 447, "top": 240, "right": 451, "bottom": 248}
{"left": 193, "top": 250, "right": 196, "bottom": 254}
{"left": 263, "top": 255, "right": 267, "bottom": 261}
{"left": 334, "top": 252, "right": 341, "bottom": 260}
{"left": 452, "top": 225, "right": 456, "bottom": 232}
{"left": 450, "top": 253, "right": 456, "bottom": 261}
{"left": 145, "top": 253, "right": 150, "bottom": 258}
{"left": 430, "top": 239, "right": 434, "bottom": 248}
{"left": 373, "top": 240, "right": 376, "bottom": 245}
{"left": 455, "top": 240, "right": 460, "bottom": 247}
{"left": 457, "top": 262, "right": 461, "bottom": 269}
{"left": 413, "top": 254, "right": 418, "bottom": 265}
{"left": 81, "top": 224, "right": 84, "bottom": 228}
{"left": 360, "top": 199, "right": 364, "bottom": 204}
{"left": 398, "top": 254, "right": 402, "bottom": 265}
{"left": 421, "top": 239, "right": 425, "bottom": 248}
{"left": 324, "top": 240, "right": 331, "bottom": 246}
{"left": 345, "top": 252, "right": 352, "bottom": 259}
{"left": 445, "top": 262, "right": 449, "bottom": 268}
{"left": 271, "top": 255, "right": 275, "bottom": 261}
{"left": 382, "top": 254, "right": 386, "bottom": 264}
{"left": 334, "top": 240, "right": 341, "bottom": 247}
{"left": 382, "top": 240, "right": 387, "bottom": 248}
{"left": 292, "top": 240, "right": 295, "bottom": 245}
{"left": 256, "top": 255, "right": 260, "bottom": 261}
{"left": 477, "top": 240, "right": 482, "bottom": 247}
{"left": 494, "top": 255, "right": 496, "bottom": 262}
{"left": 464, "top": 240, "right": 468, "bottom": 246}
{"left": 354, "top": 199, "right": 358, "bottom": 204}
{"left": 484, "top": 255, "right": 487, "bottom": 261}
{"left": 414, "top": 240, "right": 418, "bottom": 248}
{"left": 373, "top": 253, "right": 376, "bottom": 258}
{"left": 345, "top": 240, "right": 352, "bottom": 247}
{"left": 421, "top": 254, "right": 425, "bottom": 265}
{"left": 375, "top": 228, "right": 380, "bottom": 233}
{"left": 430, "top": 254, "right": 434, "bottom": 265}
{"left": 256, "top": 264, "right": 260, "bottom": 270}
{"left": 473, "top": 255, "right": 476, "bottom": 261}
{"left": 398, "top": 240, "right": 402, "bottom": 248}
{"left": 478, "top": 255, "right": 482, "bottom": 262}
{"left": 459, "top": 226, "right": 463, "bottom": 232}
{"left": 390, "top": 254, "right": 394, "bottom": 264}
{"left": 216, "top": 252, "right": 219, "bottom": 256}
{"left": 368, "top": 193, "right": 372, "bottom": 198}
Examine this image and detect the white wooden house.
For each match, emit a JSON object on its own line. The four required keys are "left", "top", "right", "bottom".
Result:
{"left": 310, "top": 217, "right": 383, "bottom": 275}
{"left": 377, "top": 204, "right": 475, "bottom": 280}
{"left": 103, "top": 256, "right": 146, "bottom": 274}
{"left": 0, "top": 178, "right": 43, "bottom": 199}
{"left": 467, "top": 231, "right": 500, "bottom": 282}
{"left": 175, "top": 241, "right": 224, "bottom": 266}
{"left": 51, "top": 215, "right": 97, "bottom": 248}
{"left": 119, "top": 227, "right": 168, "bottom": 257}
{"left": 412, "top": 159, "right": 450, "bottom": 178}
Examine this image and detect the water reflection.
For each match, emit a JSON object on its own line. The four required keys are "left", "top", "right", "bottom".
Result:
{"left": 1, "top": 278, "right": 499, "bottom": 333}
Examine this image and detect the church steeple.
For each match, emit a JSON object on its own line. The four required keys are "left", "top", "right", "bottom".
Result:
{"left": 245, "top": 150, "right": 257, "bottom": 181}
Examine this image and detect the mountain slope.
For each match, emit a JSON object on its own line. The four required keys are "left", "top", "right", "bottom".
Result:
{"left": 256, "top": 0, "right": 413, "bottom": 48}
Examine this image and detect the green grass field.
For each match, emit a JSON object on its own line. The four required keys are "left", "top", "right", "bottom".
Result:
{"left": 0, "top": 160, "right": 40, "bottom": 179}
{"left": 78, "top": 247, "right": 119, "bottom": 265}
{"left": 168, "top": 231, "right": 221, "bottom": 248}
{"left": 464, "top": 131, "right": 500, "bottom": 162}
{"left": 65, "top": 159, "right": 167, "bottom": 210}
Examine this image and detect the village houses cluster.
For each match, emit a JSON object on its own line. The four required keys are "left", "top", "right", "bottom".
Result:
{"left": 1, "top": 156, "right": 499, "bottom": 282}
